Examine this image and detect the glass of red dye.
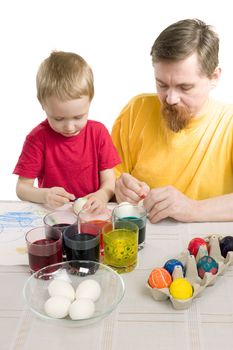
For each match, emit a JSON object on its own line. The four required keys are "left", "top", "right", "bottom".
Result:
{"left": 25, "top": 226, "right": 63, "bottom": 274}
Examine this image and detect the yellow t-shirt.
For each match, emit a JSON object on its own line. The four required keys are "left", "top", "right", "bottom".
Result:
{"left": 111, "top": 93, "right": 233, "bottom": 200}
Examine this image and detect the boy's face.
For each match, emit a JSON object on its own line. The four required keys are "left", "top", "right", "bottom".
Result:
{"left": 43, "top": 96, "right": 90, "bottom": 137}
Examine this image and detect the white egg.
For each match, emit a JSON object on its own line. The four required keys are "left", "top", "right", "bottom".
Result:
{"left": 116, "top": 202, "right": 139, "bottom": 218}
{"left": 48, "top": 279, "right": 75, "bottom": 301}
{"left": 44, "top": 296, "right": 71, "bottom": 319}
{"left": 69, "top": 298, "right": 95, "bottom": 320}
{"left": 73, "top": 197, "right": 88, "bottom": 215}
{"left": 118, "top": 201, "right": 131, "bottom": 206}
{"left": 76, "top": 279, "right": 101, "bottom": 302}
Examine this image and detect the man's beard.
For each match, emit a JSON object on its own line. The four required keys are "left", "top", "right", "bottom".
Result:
{"left": 161, "top": 102, "right": 192, "bottom": 133}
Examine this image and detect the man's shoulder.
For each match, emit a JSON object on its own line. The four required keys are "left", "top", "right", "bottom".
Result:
{"left": 122, "top": 94, "right": 161, "bottom": 117}
{"left": 209, "top": 98, "right": 233, "bottom": 118}
{"left": 128, "top": 93, "right": 159, "bottom": 106}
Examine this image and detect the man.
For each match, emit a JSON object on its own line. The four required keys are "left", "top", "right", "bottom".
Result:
{"left": 112, "top": 18, "right": 233, "bottom": 223}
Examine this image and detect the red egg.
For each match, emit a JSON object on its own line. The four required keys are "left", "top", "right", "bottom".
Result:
{"left": 188, "top": 237, "right": 208, "bottom": 257}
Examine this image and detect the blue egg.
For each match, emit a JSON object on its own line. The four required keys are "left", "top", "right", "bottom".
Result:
{"left": 163, "top": 259, "right": 184, "bottom": 275}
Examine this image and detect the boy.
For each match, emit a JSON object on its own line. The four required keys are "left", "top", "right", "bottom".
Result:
{"left": 13, "top": 51, "right": 121, "bottom": 211}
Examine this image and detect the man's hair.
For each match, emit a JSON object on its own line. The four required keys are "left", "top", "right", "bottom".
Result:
{"left": 150, "top": 19, "right": 219, "bottom": 77}
{"left": 36, "top": 51, "right": 94, "bottom": 105}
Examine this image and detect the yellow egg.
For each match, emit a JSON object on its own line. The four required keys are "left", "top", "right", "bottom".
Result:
{"left": 169, "top": 278, "right": 193, "bottom": 300}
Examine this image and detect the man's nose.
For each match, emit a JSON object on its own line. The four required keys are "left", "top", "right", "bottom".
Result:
{"left": 166, "top": 89, "right": 180, "bottom": 105}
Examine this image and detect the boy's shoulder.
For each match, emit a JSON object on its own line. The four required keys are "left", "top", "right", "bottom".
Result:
{"left": 86, "top": 120, "right": 109, "bottom": 133}
{"left": 87, "top": 120, "right": 107, "bottom": 128}
{"left": 27, "top": 119, "right": 50, "bottom": 140}
{"left": 27, "top": 119, "right": 50, "bottom": 138}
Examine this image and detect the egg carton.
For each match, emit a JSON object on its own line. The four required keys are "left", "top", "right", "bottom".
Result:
{"left": 147, "top": 234, "right": 233, "bottom": 310}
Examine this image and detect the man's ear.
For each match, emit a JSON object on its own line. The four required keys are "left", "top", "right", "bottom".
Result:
{"left": 211, "top": 66, "right": 222, "bottom": 86}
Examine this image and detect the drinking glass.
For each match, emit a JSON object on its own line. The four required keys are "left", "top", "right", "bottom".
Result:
{"left": 43, "top": 210, "right": 78, "bottom": 258}
{"left": 112, "top": 203, "right": 147, "bottom": 250}
{"left": 78, "top": 209, "right": 111, "bottom": 257}
{"left": 25, "top": 226, "right": 62, "bottom": 273}
{"left": 103, "top": 221, "right": 138, "bottom": 273}
{"left": 63, "top": 222, "right": 100, "bottom": 268}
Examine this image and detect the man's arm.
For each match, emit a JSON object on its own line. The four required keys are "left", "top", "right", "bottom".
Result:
{"left": 143, "top": 185, "right": 233, "bottom": 223}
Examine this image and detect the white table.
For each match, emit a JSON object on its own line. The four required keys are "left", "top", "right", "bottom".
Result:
{"left": 1, "top": 201, "right": 233, "bottom": 350}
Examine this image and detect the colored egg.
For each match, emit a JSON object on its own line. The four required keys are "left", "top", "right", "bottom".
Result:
{"left": 188, "top": 237, "right": 208, "bottom": 257}
{"left": 163, "top": 259, "right": 184, "bottom": 275}
{"left": 219, "top": 236, "right": 233, "bottom": 258}
{"left": 148, "top": 267, "right": 172, "bottom": 289}
{"left": 196, "top": 255, "right": 218, "bottom": 278}
{"left": 169, "top": 278, "right": 193, "bottom": 300}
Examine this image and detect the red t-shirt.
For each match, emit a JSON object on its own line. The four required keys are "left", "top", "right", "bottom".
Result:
{"left": 13, "top": 119, "right": 121, "bottom": 198}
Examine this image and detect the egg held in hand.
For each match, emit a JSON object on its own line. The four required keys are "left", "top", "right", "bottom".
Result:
{"left": 73, "top": 197, "right": 88, "bottom": 215}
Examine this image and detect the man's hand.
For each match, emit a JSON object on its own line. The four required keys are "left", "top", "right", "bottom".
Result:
{"left": 115, "top": 173, "right": 150, "bottom": 204}
{"left": 144, "top": 185, "right": 197, "bottom": 223}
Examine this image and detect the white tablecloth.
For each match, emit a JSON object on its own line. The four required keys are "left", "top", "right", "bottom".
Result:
{"left": 1, "top": 201, "right": 233, "bottom": 350}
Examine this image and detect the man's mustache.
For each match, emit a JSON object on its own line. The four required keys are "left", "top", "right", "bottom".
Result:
{"left": 161, "top": 102, "right": 192, "bottom": 132}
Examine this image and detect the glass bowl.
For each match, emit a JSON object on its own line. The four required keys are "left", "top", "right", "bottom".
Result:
{"left": 23, "top": 260, "right": 125, "bottom": 327}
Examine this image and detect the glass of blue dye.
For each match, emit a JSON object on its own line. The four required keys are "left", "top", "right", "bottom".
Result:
{"left": 112, "top": 203, "right": 147, "bottom": 250}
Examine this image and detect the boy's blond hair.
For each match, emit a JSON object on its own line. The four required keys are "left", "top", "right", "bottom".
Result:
{"left": 36, "top": 51, "right": 94, "bottom": 105}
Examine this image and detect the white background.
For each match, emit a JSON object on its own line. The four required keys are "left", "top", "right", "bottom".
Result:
{"left": 1, "top": 0, "right": 233, "bottom": 200}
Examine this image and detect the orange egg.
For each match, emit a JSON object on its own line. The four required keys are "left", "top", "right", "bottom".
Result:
{"left": 148, "top": 267, "right": 172, "bottom": 288}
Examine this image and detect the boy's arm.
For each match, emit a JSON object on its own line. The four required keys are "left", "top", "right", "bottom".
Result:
{"left": 95, "top": 168, "right": 116, "bottom": 202}
{"left": 83, "top": 169, "right": 116, "bottom": 213}
{"left": 16, "top": 176, "right": 75, "bottom": 208}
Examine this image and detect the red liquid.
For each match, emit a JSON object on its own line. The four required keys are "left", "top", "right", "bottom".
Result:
{"left": 88, "top": 220, "right": 109, "bottom": 256}
{"left": 28, "top": 238, "right": 62, "bottom": 273}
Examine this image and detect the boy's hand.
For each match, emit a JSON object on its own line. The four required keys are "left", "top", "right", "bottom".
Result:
{"left": 45, "top": 187, "right": 75, "bottom": 208}
{"left": 82, "top": 194, "right": 107, "bottom": 214}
